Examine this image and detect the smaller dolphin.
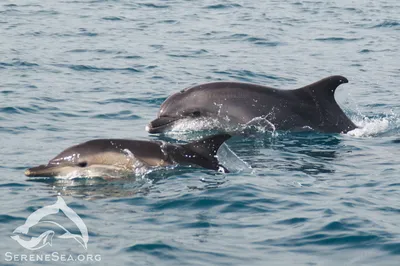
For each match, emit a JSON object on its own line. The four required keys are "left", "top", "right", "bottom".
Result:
{"left": 24, "top": 134, "right": 231, "bottom": 178}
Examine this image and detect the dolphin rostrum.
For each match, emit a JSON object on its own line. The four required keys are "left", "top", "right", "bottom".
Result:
{"left": 24, "top": 134, "right": 231, "bottom": 178}
{"left": 146, "top": 76, "right": 357, "bottom": 134}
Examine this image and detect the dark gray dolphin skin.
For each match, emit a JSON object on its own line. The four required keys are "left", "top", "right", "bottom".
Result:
{"left": 25, "top": 134, "right": 231, "bottom": 178}
{"left": 146, "top": 75, "right": 357, "bottom": 134}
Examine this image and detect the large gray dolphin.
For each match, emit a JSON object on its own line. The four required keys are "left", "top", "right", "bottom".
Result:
{"left": 25, "top": 134, "right": 231, "bottom": 178}
{"left": 146, "top": 76, "right": 357, "bottom": 134}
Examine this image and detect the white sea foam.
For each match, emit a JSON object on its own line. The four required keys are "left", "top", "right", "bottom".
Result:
{"left": 347, "top": 115, "right": 393, "bottom": 137}
{"left": 169, "top": 117, "right": 226, "bottom": 133}
{"left": 167, "top": 116, "right": 278, "bottom": 136}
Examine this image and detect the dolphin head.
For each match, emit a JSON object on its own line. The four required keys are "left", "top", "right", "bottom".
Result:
{"left": 147, "top": 83, "right": 231, "bottom": 133}
{"left": 25, "top": 140, "right": 135, "bottom": 178}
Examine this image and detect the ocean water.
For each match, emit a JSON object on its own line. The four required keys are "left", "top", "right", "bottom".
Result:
{"left": 1, "top": 0, "right": 400, "bottom": 265}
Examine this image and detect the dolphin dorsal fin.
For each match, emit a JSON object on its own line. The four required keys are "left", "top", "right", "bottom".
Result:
{"left": 295, "top": 75, "right": 348, "bottom": 102}
{"left": 179, "top": 134, "right": 231, "bottom": 171}
{"left": 184, "top": 134, "right": 231, "bottom": 160}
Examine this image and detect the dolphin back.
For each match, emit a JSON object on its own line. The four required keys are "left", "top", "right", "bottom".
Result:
{"left": 170, "top": 134, "right": 231, "bottom": 172}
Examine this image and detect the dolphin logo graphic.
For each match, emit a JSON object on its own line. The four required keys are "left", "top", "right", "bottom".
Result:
{"left": 11, "top": 230, "right": 55, "bottom": 250}
{"left": 11, "top": 196, "right": 89, "bottom": 250}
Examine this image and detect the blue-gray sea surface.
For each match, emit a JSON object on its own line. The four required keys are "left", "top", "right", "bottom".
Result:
{"left": 1, "top": 0, "right": 400, "bottom": 265}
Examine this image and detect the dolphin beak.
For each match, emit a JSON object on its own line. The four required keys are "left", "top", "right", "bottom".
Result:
{"left": 25, "top": 164, "right": 60, "bottom": 177}
{"left": 146, "top": 116, "right": 181, "bottom": 133}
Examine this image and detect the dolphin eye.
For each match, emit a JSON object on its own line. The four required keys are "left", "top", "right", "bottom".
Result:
{"left": 78, "top": 161, "right": 88, "bottom": 167}
{"left": 191, "top": 111, "right": 201, "bottom": 117}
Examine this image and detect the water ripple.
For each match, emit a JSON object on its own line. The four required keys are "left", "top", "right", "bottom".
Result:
{"left": 371, "top": 20, "right": 400, "bottom": 28}
{"left": 97, "top": 97, "right": 166, "bottom": 107}
{"left": 0, "top": 60, "right": 39, "bottom": 68}
{"left": 315, "top": 37, "right": 363, "bottom": 42}
{"left": 91, "top": 111, "right": 141, "bottom": 120}
{"left": 212, "top": 69, "right": 294, "bottom": 83}
{"left": 124, "top": 241, "right": 177, "bottom": 253}
{"left": 204, "top": 4, "right": 242, "bottom": 9}
{"left": 0, "top": 106, "right": 38, "bottom": 114}
{"left": 102, "top": 16, "right": 124, "bottom": 21}
{"left": 138, "top": 3, "right": 169, "bottom": 9}
{"left": 0, "top": 214, "right": 26, "bottom": 223}
{"left": 0, "top": 182, "right": 30, "bottom": 188}
{"left": 53, "top": 64, "right": 142, "bottom": 73}
{"left": 276, "top": 217, "right": 309, "bottom": 225}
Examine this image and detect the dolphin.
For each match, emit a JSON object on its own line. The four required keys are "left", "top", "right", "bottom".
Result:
{"left": 146, "top": 75, "right": 357, "bottom": 134}
{"left": 24, "top": 134, "right": 231, "bottom": 178}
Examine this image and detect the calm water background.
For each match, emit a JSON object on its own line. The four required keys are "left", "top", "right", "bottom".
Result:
{"left": 1, "top": 0, "right": 400, "bottom": 265}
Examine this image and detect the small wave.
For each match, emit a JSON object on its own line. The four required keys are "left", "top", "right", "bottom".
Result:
{"left": 79, "top": 32, "right": 98, "bottom": 37}
{"left": 0, "top": 106, "right": 38, "bottom": 114}
{"left": 138, "top": 3, "right": 169, "bottom": 8}
{"left": 347, "top": 116, "right": 391, "bottom": 137}
{"left": 359, "top": 49, "right": 371, "bottom": 53}
{"left": 34, "top": 96, "right": 65, "bottom": 103}
{"left": 0, "top": 214, "right": 26, "bottom": 223}
{"left": 0, "top": 90, "right": 15, "bottom": 95}
{"left": 124, "top": 241, "right": 177, "bottom": 253}
{"left": 245, "top": 37, "right": 282, "bottom": 46}
{"left": 230, "top": 33, "right": 249, "bottom": 39}
{"left": 382, "top": 243, "right": 400, "bottom": 255}
{"left": 114, "top": 55, "right": 143, "bottom": 60}
{"left": 315, "top": 37, "right": 362, "bottom": 42}
{"left": 0, "top": 183, "right": 29, "bottom": 188}
{"left": 91, "top": 111, "right": 141, "bottom": 120}
{"left": 276, "top": 217, "right": 309, "bottom": 225}
{"left": 226, "top": 34, "right": 283, "bottom": 46}
{"left": 167, "top": 49, "right": 208, "bottom": 58}
{"left": 212, "top": 69, "right": 294, "bottom": 83}
{"left": 98, "top": 97, "right": 165, "bottom": 107}
{"left": 158, "top": 19, "right": 179, "bottom": 24}
{"left": 50, "top": 112, "right": 81, "bottom": 118}
{"left": 35, "top": 10, "right": 60, "bottom": 16}
{"left": 66, "top": 49, "right": 87, "bottom": 53}
{"left": 371, "top": 20, "right": 400, "bottom": 28}
{"left": 67, "top": 49, "right": 124, "bottom": 54}
{"left": 204, "top": 4, "right": 242, "bottom": 9}
{"left": 0, "top": 60, "right": 39, "bottom": 68}
{"left": 54, "top": 64, "right": 141, "bottom": 73}
{"left": 102, "top": 16, "right": 124, "bottom": 21}
{"left": 0, "top": 126, "right": 35, "bottom": 134}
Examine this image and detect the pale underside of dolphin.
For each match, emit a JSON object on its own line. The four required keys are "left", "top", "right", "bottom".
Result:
{"left": 146, "top": 76, "right": 357, "bottom": 134}
{"left": 24, "top": 134, "right": 231, "bottom": 178}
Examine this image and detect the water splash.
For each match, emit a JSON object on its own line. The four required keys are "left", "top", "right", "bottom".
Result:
{"left": 168, "top": 117, "right": 226, "bottom": 133}
{"left": 243, "top": 116, "right": 277, "bottom": 135}
{"left": 166, "top": 116, "right": 278, "bottom": 136}
{"left": 347, "top": 115, "right": 393, "bottom": 137}
{"left": 217, "top": 143, "right": 252, "bottom": 173}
